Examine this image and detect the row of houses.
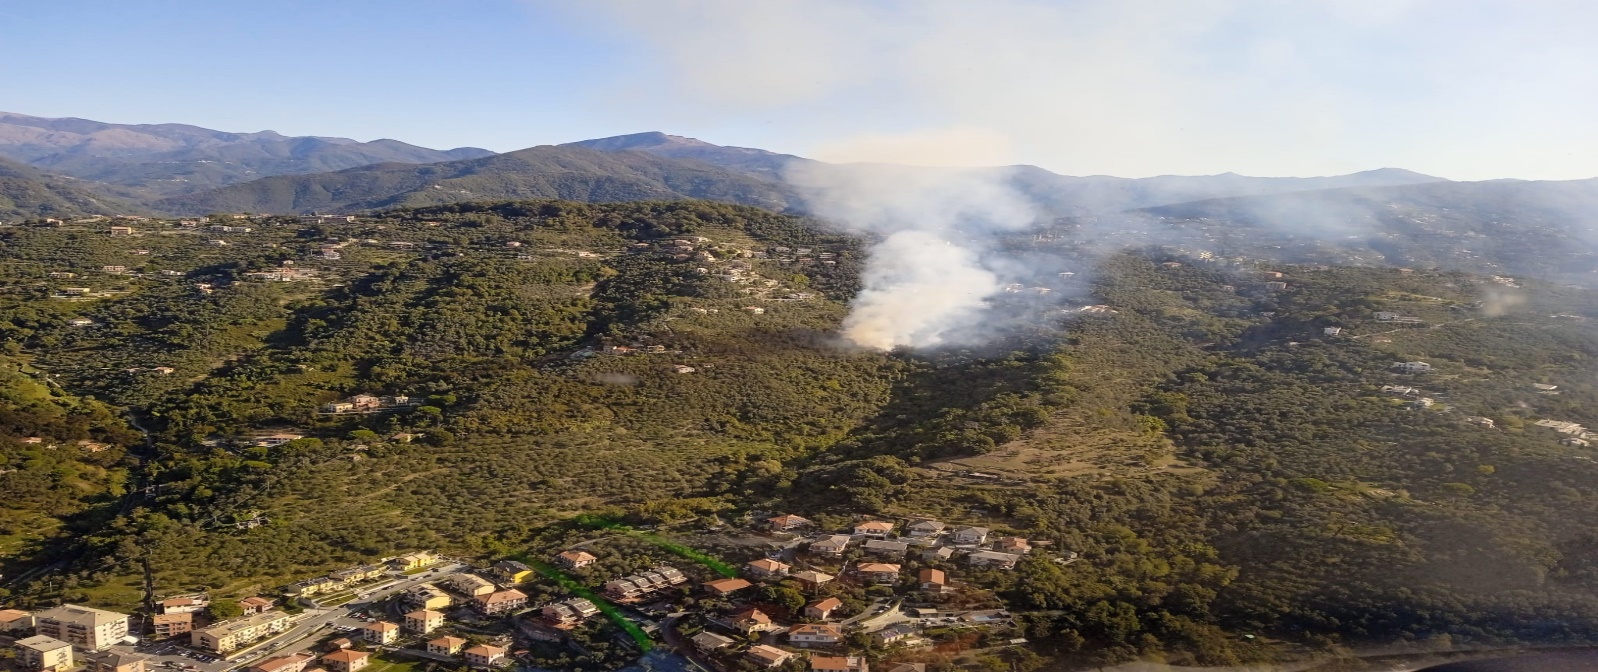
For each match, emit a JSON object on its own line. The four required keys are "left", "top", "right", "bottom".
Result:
{"left": 603, "top": 567, "right": 689, "bottom": 601}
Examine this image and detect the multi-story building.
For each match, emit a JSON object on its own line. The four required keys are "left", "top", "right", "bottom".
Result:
{"left": 244, "top": 653, "right": 314, "bottom": 672}
{"left": 191, "top": 611, "right": 292, "bottom": 653}
{"left": 446, "top": 573, "right": 496, "bottom": 597}
{"left": 404, "top": 610, "right": 444, "bottom": 634}
{"left": 82, "top": 650, "right": 148, "bottom": 672}
{"left": 0, "top": 608, "right": 33, "bottom": 633}
{"left": 151, "top": 613, "right": 193, "bottom": 639}
{"left": 17, "top": 636, "right": 74, "bottom": 672}
{"left": 427, "top": 636, "right": 467, "bottom": 656}
{"left": 473, "top": 589, "right": 527, "bottom": 616}
{"left": 361, "top": 621, "right": 398, "bottom": 644}
{"left": 403, "top": 584, "right": 452, "bottom": 610}
{"left": 34, "top": 604, "right": 130, "bottom": 651}
{"left": 321, "top": 650, "right": 369, "bottom": 672}
{"left": 463, "top": 645, "right": 505, "bottom": 668}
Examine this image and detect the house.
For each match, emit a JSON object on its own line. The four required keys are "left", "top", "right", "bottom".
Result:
{"left": 906, "top": 520, "right": 945, "bottom": 537}
{"left": 321, "top": 402, "right": 355, "bottom": 414}
{"left": 17, "top": 636, "right": 74, "bottom": 672}
{"left": 745, "top": 558, "right": 792, "bottom": 579}
{"left": 350, "top": 394, "right": 381, "bottom": 410}
{"left": 730, "top": 607, "right": 775, "bottom": 634}
{"left": 0, "top": 608, "right": 34, "bottom": 633}
{"left": 809, "top": 535, "right": 852, "bottom": 555}
{"left": 994, "top": 537, "right": 1031, "bottom": 554}
{"left": 1534, "top": 383, "right": 1560, "bottom": 393}
{"left": 918, "top": 568, "right": 949, "bottom": 592}
{"left": 768, "top": 514, "right": 813, "bottom": 532}
{"left": 967, "top": 551, "right": 1021, "bottom": 570}
{"left": 109, "top": 226, "right": 135, "bottom": 236}
{"left": 805, "top": 597, "right": 843, "bottom": 620}
{"left": 326, "top": 638, "right": 352, "bottom": 651}
{"left": 361, "top": 620, "right": 399, "bottom": 644}
{"left": 874, "top": 623, "right": 920, "bottom": 646}
{"left": 151, "top": 612, "right": 193, "bottom": 638}
{"left": 191, "top": 610, "right": 292, "bottom": 653}
{"left": 1374, "top": 311, "right": 1399, "bottom": 320}
{"left": 603, "top": 567, "right": 685, "bottom": 601}
{"left": 493, "top": 560, "right": 535, "bottom": 584}
{"left": 922, "top": 546, "right": 955, "bottom": 562}
{"left": 690, "top": 631, "right": 735, "bottom": 652}
{"left": 391, "top": 551, "right": 437, "bottom": 571}
{"left": 856, "top": 563, "right": 901, "bottom": 585}
{"left": 35, "top": 604, "right": 130, "bottom": 651}
{"left": 885, "top": 664, "right": 927, "bottom": 672}
{"left": 321, "top": 649, "right": 369, "bottom": 672}
{"left": 952, "top": 527, "right": 989, "bottom": 545}
{"left": 404, "top": 584, "right": 452, "bottom": 610}
{"left": 101, "top": 265, "right": 127, "bottom": 274}
{"left": 541, "top": 603, "right": 578, "bottom": 625}
{"left": 1562, "top": 437, "right": 1591, "bottom": 447}
{"left": 84, "top": 651, "right": 149, "bottom": 672}
{"left": 1324, "top": 327, "right": 1343, "bottom": 336}
{"left": 427, "top": 636, "right": 467, "bottom": 656}
{"left": 240, "top": 596, "right": 275, "bottom": 614}
{"left": 791, "top": 570, "right": 835, "bottom": 589}
{"left": 745, "top": 645, "right": 795, "bottom": 668}
{"left": 854, "top": 521, "right": 895, "bottom": 536}
{"left": 863, "top": 539, "right": 908, "bottom": 557}
{"left": 811, "top": 656, "right": 869, "bottom": 672}
{"left": 1393, "top": 361, "right": 1432, "bottom": 373}
{"left": 404, "top": 610, "right": 444, "bottom": 634}
{"left": 703, "top": 578, "right": 753, "bottom": 596}
{"left": 251, "top": 433, "right": 305, "bottom": 447}
{"left": 463, "top": 645, "right": 506, "bottom": 668}
{"left": 1465, "top": 416, "right": 1496, "bottom": 429}
{"left": 1381, "top": 385, "right": 1419, "bottom": 396}
{"left": 556, "top": 550, "right": 597, "bottom": 569}
{"left": 159, "top": 596, "right": 208, "bottom": 614}
{"left": 68, "top": 317, "right": 96, "bottom": 327}
{"left": 245, "top": 654, "right": 314, "bottom": 672}
{"left": 475, "top": 589, "right": 528, "bottom": 615}
{"left": 789, "top": 623, "right": 844, "bottom": 647}
{"left": 448, "top": 573, "right": 497, "bottom": 597}
{"left": 673, "top": 365, "right": 696, "bottom": 374}
{"left": 1264, "top": 281, "right": 1288, "bottom": 290}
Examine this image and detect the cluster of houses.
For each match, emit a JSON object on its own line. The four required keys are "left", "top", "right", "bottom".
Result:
{"left": 775, "top": 515, "right": 1032, "bottom": 572}
{"left": 2, "top": 604, "right": 142, "bottom": 672}
{"left": 317, "top": 394, "right": 422, "bottom": 415}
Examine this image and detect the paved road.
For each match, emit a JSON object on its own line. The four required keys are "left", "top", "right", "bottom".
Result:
{"left": 122, "top": 563, "right": 468, "bottom": 672}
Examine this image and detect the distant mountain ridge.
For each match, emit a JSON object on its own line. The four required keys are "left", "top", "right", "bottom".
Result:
{"left": 154, "top": 145, "right": 797, "bottom": 215}
{"left": 0, "top": 111, "right": 495, "bottom": 198}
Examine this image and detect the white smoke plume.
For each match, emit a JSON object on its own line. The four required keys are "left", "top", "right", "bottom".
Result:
{"left": 784, "top": 148, "right": 1038, "bottom": 350}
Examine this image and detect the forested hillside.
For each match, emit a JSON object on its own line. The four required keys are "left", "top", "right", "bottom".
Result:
{"left": 154, "top": 146, "right": 798, "bottom": 215}
{"left": 7, "top": 202, "right": 1598, "bottom": 668}
{"left": 0, "top": 156, "right": 135, "bottom": 221}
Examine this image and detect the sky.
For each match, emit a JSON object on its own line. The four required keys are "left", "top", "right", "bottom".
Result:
{"left": 3, "top": 0, "right": 1596, "bottom": 180}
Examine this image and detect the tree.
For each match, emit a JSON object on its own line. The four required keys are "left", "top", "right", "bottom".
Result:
{"left": 207, "top": 599, "right": 243, "bottom": 619}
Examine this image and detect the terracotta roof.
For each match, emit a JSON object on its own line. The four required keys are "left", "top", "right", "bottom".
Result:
{"left": 428, "top": 636, "right": 467, "bottom": 648}
{"left": 558, "top": 550, "right": 596, "bottom": 563}
{"left": 808, "top": 597, "right": 843, "bottom": 611}
{"left": 919, "top": 568, "right": 946, "bottom": 584}
{"left": 747, "top": 558, "right": 789, "bottom": 571}
{"left": 322, "top": 650, "right": 368, "bottom": 664}
{"left": 363, "top": 621, "right": 399, "bottom": 632}
{"left": 405, "top": 610, "right": 443, "bottom": 620}
{"left": 703, "top": 578, "right": 752, "bottom": 593}
{"left": 464, "top": 645, "right": 505, "bottom": 657}
{"left": 857, "top": 562, "right": 901, "bottom": 573}
{"left": 732, "top": 608, "right": 771, "bottom": 624}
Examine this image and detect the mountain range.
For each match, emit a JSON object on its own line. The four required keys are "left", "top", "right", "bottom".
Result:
{"left": 0, "top": 111, "right": 1469, "bottom": 221}
{"left": 0, "top": 111, "right": 494, "bottom": 199}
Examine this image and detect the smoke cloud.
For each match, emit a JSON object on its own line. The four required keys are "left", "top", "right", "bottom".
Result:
{"left": 784, "top": 138, "right": 1038, "bottom": 350}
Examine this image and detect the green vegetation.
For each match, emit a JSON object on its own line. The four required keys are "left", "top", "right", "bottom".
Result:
{"left": 8, "top": 200, "right": 1598, "bottom": 670}
{"left": 527, "top": 559, "right": 652, "bottom": 652}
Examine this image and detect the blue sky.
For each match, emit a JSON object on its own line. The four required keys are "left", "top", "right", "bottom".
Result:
{"left": 3, "top": 0, "right": 1596, "bottom": 180}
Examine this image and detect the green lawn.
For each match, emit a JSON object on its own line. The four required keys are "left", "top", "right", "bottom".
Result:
{"left": 365, "top": 653, "right": 424, "bottom": 672}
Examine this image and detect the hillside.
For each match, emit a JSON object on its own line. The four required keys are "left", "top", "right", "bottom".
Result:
{"left": 9, "top": 202, "right": 1598, "bottom": 668}
{"left": 1128, "top": 177, "right": 1598, "bottom": 280}
{"left": 0, "top": 111, "right": 494, "bottom": 198}
{"left": 0, "top": 156, "right": 139, "bottom": 221}
{"left": 152, "top": 146, "right": 800, "bottom": 215}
